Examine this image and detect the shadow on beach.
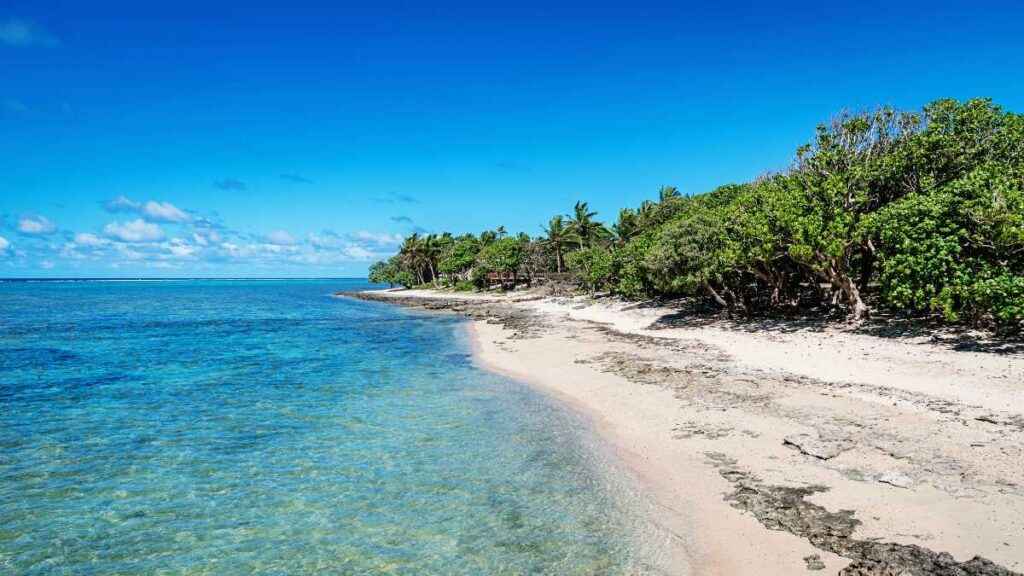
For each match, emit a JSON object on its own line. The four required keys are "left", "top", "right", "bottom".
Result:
{"left": 638, "top": 297, "right": 1024, "bottom": 356}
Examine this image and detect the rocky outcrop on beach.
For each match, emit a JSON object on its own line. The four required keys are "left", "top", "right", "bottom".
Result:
{"left": 340, "top": 290, "right": 547, "bottom": 339}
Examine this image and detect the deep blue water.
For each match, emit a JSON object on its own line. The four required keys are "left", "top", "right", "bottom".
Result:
{"left": 0, "top": 279, "right": 653, "bottom": 575}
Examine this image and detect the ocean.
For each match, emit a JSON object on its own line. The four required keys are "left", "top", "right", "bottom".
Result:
{"left": 0, "top": 279, "right": 655, "bottom": 575}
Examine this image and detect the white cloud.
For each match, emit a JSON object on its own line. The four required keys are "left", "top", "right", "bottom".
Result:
{"left": 60, "top": 232, "right": 113, "bottom": 261}
{"left": 0, "top": 235, "right": 9, "bottom": 251}
{"left": 194, "top": 230, "right": 220, "bottom": 246}
{"left": 73, "top": 232, "right": 108, "bottom": 247}
{"left": 294, "top": 230, "right": 399, "bottom": 264}
{"left": 103, "top": 196, "right": 190, "bottom": 223}
{"left": 259, "top": 242, "right": 299, "bottom": 254}
{"left": 341, "top": 245, "right": 376, "bottom": 260}
{"left": 114, "top": 243, "right": 146, "bottom": 260}
{"left": 265, "top": 229, "right": 298, "bottom": 246}
{"left": 12, "top": 206, "right": 397, "bottom": 271}
{"left": 60, "top": 243, "right": 85, "bottom": 260}
{"left": 308, "top": 231, "right": 345, "bottom": 249}
{"left": 294, "top": 229, "right": 401, "bottom": 264}
{"left": 166, "top": 238, "right": 196, "bottom": 258}
{"left": 349, "top": 230, "right": 403, "bottom": 248}
{"left": 104, "top": 219, "right": 165, "bottom": 243}
{"left": 0, "top": 19, "right": 59, "bottom": 48}
{"left": 18, "top": 215, "right": 56, "bottom": 235}
{"left": 308, "top": 230, "right": 397, "bottom": 250}
{"left": 142, "top": 201, "right": 190, "bottom": 222}
{"left": 40, "top": 260, "right": 55, "bottom": 269}
{"left": 105, "top": 195, "right": 141, "bottom": 213}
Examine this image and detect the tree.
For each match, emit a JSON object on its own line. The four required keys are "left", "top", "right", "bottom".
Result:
{"left": 646, "top": 200, "right": 742, "bottom": 309}
{"left": 365, "top": 98, "right": 1023, "bottom": 331}
{"left": 636, "top": 191, "right": 687, "bottom": 232}
{"left": 567, "top": 201, "right": 610, "bottom": 248}
{"left": 782, "top": 107, "right": 920, "bottom": 320}
{"left": 438, "top": 234, "right": 481, "bottom": 284}
{"left": 475, "top": 237, "right": 526, "bottom": 288}
{"left": 368, "top": 256, "right": 415, "bottom": 288}
{"left": 397, "top": 233, "right": 424, "bottom": 284}
{"left": 566, "top": 247, "right": 614, "bottom": 295}
{"left": 368, "top": 260, "right": 395, "bottom": 287}
{"left": 541, "top": 215, "right": 576, "bottom": 273}
{"left": 658, "top": 185, "right": 681, "bottom": 202}
{"left": 611, "top": 233, "right": 654, "bottom": 298}
{"left": 422, "top": 234, "right": 442, "bottom": 285}
{"left": 522, "top": 238, "right": 554, "bottom": 283}
{"left": 480, "top": 230, "right": 498, "bottom": 246}
{"left": 612, "top": 208, "right": 639, "bottom": 245}
{"left": 865, "top": 100, "right": 1024, "bottom": 329}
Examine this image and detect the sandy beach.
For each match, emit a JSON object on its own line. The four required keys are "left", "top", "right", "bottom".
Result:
{"left": 346, "top": 288, "right": 1024, "bottom": 575}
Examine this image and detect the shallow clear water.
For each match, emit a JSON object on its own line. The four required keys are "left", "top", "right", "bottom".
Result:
{"left": 0, "top": 279, "right": 652, "bottom": 575}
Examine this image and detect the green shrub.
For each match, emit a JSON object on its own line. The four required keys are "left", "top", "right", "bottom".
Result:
{"left": 566, "top": 247, "right": 613, "bottom": 294}
{"left": 612, "top": 234, "right": 654, "bottom": 299}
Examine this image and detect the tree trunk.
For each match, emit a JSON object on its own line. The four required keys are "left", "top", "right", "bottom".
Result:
{"left": 703, "top": 282, "right": 728, "bottom": 308}
{"left": 751, "top": 266, "right": 785, "bottom": 308}
{"left": 858, "top": 244, "right": 875, "bottom": 292}
{"left": 556, "top": 248, "right": 563, "bottom": 273}
{"left": 808, "top": 252, "right": 869, "bottom": 320}
{"left": 839, "top": 275, "right": 870, "bottom": 321}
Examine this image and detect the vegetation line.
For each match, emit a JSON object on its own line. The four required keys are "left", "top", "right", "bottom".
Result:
{"left": 371, "top": 99, "right": 1023, "bottom": 333}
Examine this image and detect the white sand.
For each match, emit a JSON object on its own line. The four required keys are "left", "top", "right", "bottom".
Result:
{"left": 527, "top": 297, "right": 1023, "bottom": 413}
{"left": 366, "top": 289, "right": 1024, "bottom": 574}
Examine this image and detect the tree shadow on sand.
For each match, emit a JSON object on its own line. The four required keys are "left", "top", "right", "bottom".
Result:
{"left": 638, "top": 297, "right": 1024, "bottom": 356}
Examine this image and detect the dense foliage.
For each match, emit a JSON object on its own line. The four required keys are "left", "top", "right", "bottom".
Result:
{"left": 368, "top": 99, "right": 1023, "bottom": 331}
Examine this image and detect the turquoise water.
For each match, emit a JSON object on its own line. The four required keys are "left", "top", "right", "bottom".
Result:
{"left": 0, "top": 279, "right": 654, "bottom": 575}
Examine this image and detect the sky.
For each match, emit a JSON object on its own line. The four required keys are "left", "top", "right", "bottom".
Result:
{"left": 2, "top": 1, "right": 1023, "bottom": 277}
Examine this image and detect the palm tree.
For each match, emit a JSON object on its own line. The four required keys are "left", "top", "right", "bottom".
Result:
{"left": 422, "top": 234, "right": 441, "bottom": 285}
{"left": 636, "top": 199, "right": 658, "bottom": 231}
{"left": 495, "top": 225, "right": 507, "bottom": 239}
{"left": 658, "top": 185, "right": 681, "bottom": 202}
{"left": 567, "top": 201, "right": 609, "bottom": 248}
{"left": 612, "top": 208, "right": 638, "bottom": 244}
{"left": 398, "top": 233, "right": 424, "bottom": 284}
{"left": 541, "top": 215, "right": 576, "bottom": 273}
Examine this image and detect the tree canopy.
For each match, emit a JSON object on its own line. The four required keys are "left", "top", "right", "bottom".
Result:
{"left": 367, "top": 98, "right": 1023, "bottom": 332}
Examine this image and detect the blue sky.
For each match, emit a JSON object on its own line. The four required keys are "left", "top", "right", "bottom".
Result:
{"left": 2, "top": 1, "right": 1023, "bottom": 277}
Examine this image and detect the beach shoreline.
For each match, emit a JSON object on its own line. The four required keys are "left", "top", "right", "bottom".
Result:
{"left": 342, "top": 288, "right": 1024, "bottom": 576}
{"left": 465, "top": 320, "right": 835, "bottom": 575}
